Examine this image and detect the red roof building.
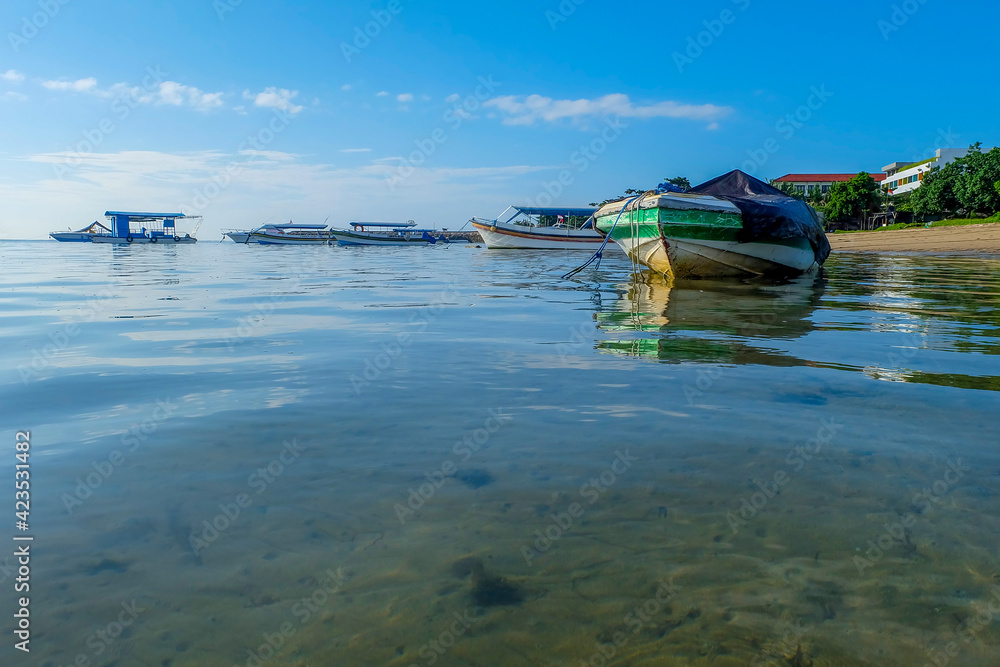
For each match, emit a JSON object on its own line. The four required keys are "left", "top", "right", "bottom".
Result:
{"left": 772, "top": 173, "right": 886, "bottom": 196}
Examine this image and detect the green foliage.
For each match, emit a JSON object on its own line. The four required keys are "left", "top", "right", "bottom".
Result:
{"left": 953, "top": 144, "right": 1000, "bottom": 215}
{"left": 664, "top": 176, "right": 691, "bottom": 190}
{"left": 588, "top": 177, "right": 691, "bottom": 207}
{"left": 889, "top": 190, "right": 914, "bottom": 213}
{"left": 772, "top": 181, "right": 805, "bottom": 200}
{"left": 825, "top": 173, "right": 882, "bottom": 222}
{"left": 909, "top": 143, "right": 1000, "bottom": 219}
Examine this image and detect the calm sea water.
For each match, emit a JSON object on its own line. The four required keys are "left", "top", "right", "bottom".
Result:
{"left": 1, "top": 241, "right": 999, "bottom": 667}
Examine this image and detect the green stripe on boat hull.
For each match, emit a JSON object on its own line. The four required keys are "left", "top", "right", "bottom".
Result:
{"left": 595, "top": 207, "right": 817, "bottom": 278}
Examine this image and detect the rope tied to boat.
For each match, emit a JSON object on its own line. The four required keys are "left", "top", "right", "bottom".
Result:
{"left": 561, "top": 193, "right": 647, "bottom": 280}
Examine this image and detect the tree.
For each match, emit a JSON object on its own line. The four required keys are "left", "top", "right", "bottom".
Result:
{"left": 825, "top": 173, "right": 883, "bottom": 223}
{"left": 909, "top": 159, "right": 962, "bottom": 218}
{"left": 953, "top": 144, "right": 1000, "bottom": 215}
{"left": 773, "top": 181, "right": 805, "bottom": 200}
{"left": 663, "top": 176, "right": 691, "bottom": 190}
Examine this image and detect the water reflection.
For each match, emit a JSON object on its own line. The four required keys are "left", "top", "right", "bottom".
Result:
{"left": 596, "top": 272, "right": 824, "bottom": 366}
{"left": 594, "top": 262, "right": 1000, "bottom": 392}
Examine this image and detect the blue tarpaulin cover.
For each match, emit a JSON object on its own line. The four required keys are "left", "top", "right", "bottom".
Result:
{"left": 690, "top": 170, "right": 831, "bottom": 265}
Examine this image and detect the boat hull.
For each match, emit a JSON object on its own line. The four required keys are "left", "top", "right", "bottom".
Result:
{"left": 249, "top": 232, "right": 331, "bottom": 245}
{"left": 50, "top": 232, "right": 96, "bottom": 242}
{"left": 91, "top": 236, "right": 197, "bottom": 244}
{"left": 331, "top": 230, "right": 439, "bottom": 246}
{"left": 612, "top": 232, "right": 817, "bottom": 278}
{"left": 471, "top": 221, "right": 603, "bottom": 249}
{"left": 225, "top": 232, "right": 252, "bottom": 243}
{"left": 595, "top": 197, "right": 817, "bottom": 278}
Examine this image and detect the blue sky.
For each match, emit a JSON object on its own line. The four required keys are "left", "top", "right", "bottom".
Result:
{"left": 1, "top": 0, "right": 996, "bottom": 238}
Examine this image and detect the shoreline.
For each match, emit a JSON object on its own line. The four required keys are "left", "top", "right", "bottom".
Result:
{"left": 827, "top": 222, "right": 1000, "bottom": 253}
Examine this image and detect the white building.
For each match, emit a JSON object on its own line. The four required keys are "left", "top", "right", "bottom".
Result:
{"left": 882, "top": 148, "right": 969, "bottom": 195}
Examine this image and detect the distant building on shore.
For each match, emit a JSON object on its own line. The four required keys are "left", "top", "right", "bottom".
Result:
{"left": 772, "top": 173, "right": 887, "bottom": 197}
{"left": 882, "top": 148, "right": 969, "bottom": 194}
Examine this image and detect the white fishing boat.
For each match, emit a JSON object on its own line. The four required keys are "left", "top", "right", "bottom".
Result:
{"left": 89, "top": 212, "right": 199, "bottom": 244}
{"left": 50, "top": 220, "right": 113, "bottom": 242}
{"left": 469, "top": 206, "right": 602, "bottom": 249}
{"left": 236, "top": 222, "right": 333, "bottom": 245}
{"left": 331, "top": 221, "right": 448, "bottom": 246}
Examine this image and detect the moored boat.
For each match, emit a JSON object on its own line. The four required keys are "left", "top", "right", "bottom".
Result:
{"left": 243, "top": 222, "right": 333, "bottom": 245}
{"left": 469, "top": 206, "right": 602, "bottom": 249}
{"left": 50, "top": 220, "right": 113, "bottom": 242}
{"left": 593, "top": 171, "right": 830, "bottom": 278}
{"left": 89, "top": 212, "right": 199, "bottom": 244}
{"left": 331, "top": 221, "right": 448, "bottom": 246}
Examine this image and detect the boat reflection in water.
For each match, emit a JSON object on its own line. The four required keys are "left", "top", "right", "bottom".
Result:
{"left": 595, "top": 271, "right": 825, "bottom": 365}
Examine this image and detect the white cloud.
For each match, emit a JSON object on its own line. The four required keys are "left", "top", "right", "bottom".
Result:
{"left": 341, "top": 84, "right": 352, "bottom": 91}
{"left": 42, "top": 77, "right": 98, "bottom": 93}
{"left": 483, "top": 93, "right": 733, "bottom": 126}
{"left": 340, "top": 148, "right": 372, "bottom": 153}
{"left": 376, "top": 91, "right": 389, "bottom": 97}
{"left": 156, "top": 81, "right": 224, "bottom": 111}
{"left": 2, "top": 69, "right": 25, "bottom": 84}
{"left": 396, "top": 93, "right": 414, "bottom": 102}
{"left": 421, "top": 95, "right": 431, "bottom": 101}
{"left": 445, "top": 93, "right": 460, "bottom": 103}
{"left": 244, "top": 87, "right": 303, "bottom": 114}
{"left": 3, "top": 91, "right": 28, "bottom": 102}
{"left": 7, "top": 149, "right": 552, "bottom": 239}
{"left": 40, "top": 77, "right": 224, "bottom": 111}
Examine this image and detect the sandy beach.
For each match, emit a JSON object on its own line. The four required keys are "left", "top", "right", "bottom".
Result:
{"left": 828, "top": 222, "right": 1000, "bottom": 253}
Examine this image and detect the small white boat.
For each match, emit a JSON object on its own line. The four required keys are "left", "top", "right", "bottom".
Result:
{"left": 469, "top": 206, "right": 603, "bottom": 249}
{"left": 50, "top": 220, "right": 114, "bottom": 242}
{"left": 331, "top": 221, "right": 448, "bottom": 246}
{"left": 88, "top": 212, "right": 199, "bottom": 244}
{"left": 236, "top": 222, "right": 333, "bottom": 245}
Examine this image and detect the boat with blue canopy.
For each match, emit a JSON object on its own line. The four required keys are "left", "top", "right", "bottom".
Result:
{"left": 89, "top": 212, "right": 200, "bottom": 244}
{"left": 469, "top": 206, "right": 602, "bottom": 249}
{"left": 330, "top": 221, "right": 450, "bottom": 246}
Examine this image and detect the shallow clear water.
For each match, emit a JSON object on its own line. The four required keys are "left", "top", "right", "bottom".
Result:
{"left": 1, "top": 241, "right": 999, "bottom": 666}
